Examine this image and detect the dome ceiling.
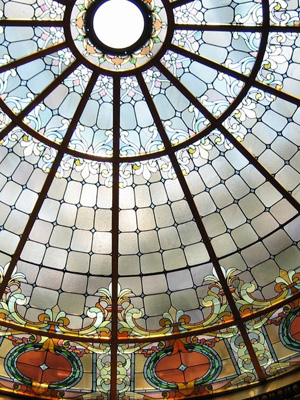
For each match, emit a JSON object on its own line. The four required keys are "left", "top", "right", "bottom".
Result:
{"left": 0, "top": 0, "right": 299, "bottom": 398}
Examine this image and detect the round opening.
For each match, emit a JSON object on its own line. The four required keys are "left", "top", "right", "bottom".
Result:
{"left": 85, "top": 0, "right": 153, "bottom": 55}
{"left": 94, "top": 0, "right": 144, "bottom": 49}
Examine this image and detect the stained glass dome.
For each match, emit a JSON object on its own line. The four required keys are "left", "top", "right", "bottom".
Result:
{"left": 0, "top": 0, "right": 299, "bottom": 398}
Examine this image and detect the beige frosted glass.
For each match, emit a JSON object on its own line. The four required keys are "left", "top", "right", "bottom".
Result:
{"left": 1, "top": 153, "right": 19, "bottom": 176}
{"left": 226, "top": 175, "right": 249, "bottom": 199}
{"left": 171, "top": 200, "right": 193, "bottom": 224}
{"left": 16, "top": 189, "right": 38, "bottom": 214}
{"left": 150, "top": 182, "right": 168, "bottom": 205}
{"left": 67, "top": 251, "right": 90, "bottom": 273}
{"left": 221, "top": 253, "right": 247, "bottom": 271}
{"left": 144, "top": 294, "right": 171, "bottom": 316}
{"left": 276, "top": 246, "right": 300, "bottom": 270}
{"left": 272, "top": 136, "right": 297, "bottom": 159}
{"left": 139, "top": 231, "right": 160, "bottom": 253}
{"left": 5, "top": 209, "right": 28, "bottom": 235}
{"left": 18, "top": 261, "right": 39, "bottom": 283}
{"left": 165, "top": 179, "right": 184, "bottom": 201}
{"left": 119, "top": 276, "right": 141, "bottom": 295}
{"left": 263, "top": 230, "right": 292, "bottom": 255}
{"left": 239, "top": 193, "right": 265, "bottom": 219}
{"left": 140, "top": 253, "right": 163, "bottom": 274}
{"left": 240, "top": 165, "right": 265, "bottom": 188}
{"left": 191, "top": 263, "right": 214, "bottom": 286}
{"left": 76, "top": 207, "right": 94, "bottom": 230}
{"left": 0, "top": 231, "right": 20, "bottom": 254}
{"left": 283, "top": 122, "right": 300, "bottom": 145}
{"left": 221, "top": 204, "right": 246, "bottom": 229}
{"left": 25, "top": 308, "right": 44, "bottom": 323}
{"left": 142, "top": 274, "right": 168, "bottom": 295}
{"left": 58, "top": 293, "right": 85, "bottom": 315}
{"left": 135, "top": 185, "right": 151, "bottom": 207}
{"left": 136, "top": 208, "right": 155, "bottom": 231}
{"left": 13, "top": 161, "right": 33, "bottom": 185}
{"left": 253, "top": 122, "right": 276, "bottom": 144}
{"left": 119, "top": 255, "right": 140, "bottom": 275}
{"left": 210, "top": 184, "right": 233, "bottom": 209}
{"left": 231, "top": 224, "right": 258, "bottom": 248}
{"left": 90, "top": 254, "right": 112, "bottom": 275}
{"left": 158, "top": 227, "right": 181, "bottom": 250}
{"left": 92, "top": 232, "right": 112, "bottom": 254}
{"left": 291, "top": 152, "right": 300, "bottom": 173}
{"left": 119, "top": 232, "right": 138, "bottom": 254}
{"left": 241, "top": 243, "right": 270, "bottom": 268}
{"left": 225, "top": 147, "right": 248, "bottom": 170}
{"left": 0, "top": 174, "right": 6, "bottom": 192}
{"left": 36, "top": 268, "right": 63, "bottom": 290}
{"left": 259, "top": 150, "right": 284, "bottom": 174}
{"left": 0, "top": 181, "right": 22, "bottom": 205}
{"left": 95, "top": 209, "right": 112, "bottom": 231}
{"left": 27, "top": 168, "right": 46, "bottom": 192}
{"left": 252, "top": 260, "right": 279, "bottom": 286}
{"left": 211, "top": 233, "right": 237, "bottom": 257}
{"left": 199, "top": 164, "right": 220, "bottom": 188}
{"left": 57, "top": 203, "right": 77, "bottom": 227}
{"left": 276, "top": 165, "right": 300, "bottom": 191}
{"left": 39, "top": 199, "right": 60, "bottom": 222}
{"left": 202, "top": 213, "right": 226, "bottom": 238}
{"left": 194, "top": 192, "right": 216, "bottom": 216}
{"left": 271, "top": 199, "right": 297, "bottom": 224}
{"left": 67, "top": 315, "right": 84, "bottom": 329}
{"left": 163, "top": 248, "right": 186, "bottom": 271}
{"left": 119, "top": 186, "right": 134, "bottom": 209}
{"left": 263, "top": 109, "right": 287, "bottom": 131}
{"left": 87, "top": 276, "right": 111, "bottom": 294}
{"left": 21, "top": 241, "right": 45, "bottom": 264}
{"left": 71, "top": 230, "right": 92, "bottom": 252}
{"left": 177, "top": 221, "right": 201, "bottom": 245}
{"left": 43, "top": 247, "right": 67, "bottom": 270}
{"left": 184, "top": 242, "right": 209, "bottom": 265}
{"left": 119, "top": 209, "right": 137, "bottom": 232}
{"left": 185, "top": 170, "right": 205, "bottom": 195}
{"left": 243, "top": 134, "right": 265, "bottom": 157}
{"left": 212, "top": 156, "right": 235, "bottom": 180}
{"left": 81, "top": 184, "right": 97, "bottom": 206}
{"left": 251, "top": 212, "right": 278, "bottom": 237}
{"left": 29, "top": 220, "right": 52, "bottom": 243}
{"left": 167, "top": 269, "right": 193, "bottom": 290}
{"left": 50, "top": 226, "right": 72, "bottom": 248}
{"left": 64, "top": 181, "right": 82, "bottom": 204}
{"left": 255, "top": 182, "right": 282, "bottom": 207}
{"left": 48, "top": 177, "right": 67, "bottom": 200}
{"left": 154, "top": 204, "right": 174, "bottom": 228}
{"left": 97, "top": 186, "right": 112, "bottom": 208}
{"left": 62, "top": 272, "right": 87, "bottom": 294}
{"left": 0, "top": 202, "right": 11, "bottom": 225}
{"left": 31, "top": 287, "right": 59, "bottom": 309}
{"left": 171, "top": 289, "right": 199, "bottom": 310}
{"left": 285, "top": 217, "right": 300, "bottom": 241}
{"left": 44, "top": 84, "right": 68, "bottom": 109}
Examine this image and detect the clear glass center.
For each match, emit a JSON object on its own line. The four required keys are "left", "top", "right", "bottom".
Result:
{"left": 93, "top": 0, "right": 145, "bottom": 49}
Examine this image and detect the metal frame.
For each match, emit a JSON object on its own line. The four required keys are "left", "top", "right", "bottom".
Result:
{"left": 0, "top": 0, "right": 299, "bottom": 397}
